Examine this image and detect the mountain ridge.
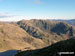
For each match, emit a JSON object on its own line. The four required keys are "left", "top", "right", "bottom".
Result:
{"left": 0, "top": 19, "right": 75, "bottom": 54}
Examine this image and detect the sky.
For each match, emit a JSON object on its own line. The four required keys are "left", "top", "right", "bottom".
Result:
{"left": 0, "top": 0, "right": 75, "bottom": 21}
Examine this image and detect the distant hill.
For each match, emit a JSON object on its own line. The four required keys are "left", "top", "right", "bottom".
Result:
{"left": 15, "top": 37, "right": 75, "bottom": 56}
{"left": 51, "top": 19, "right": 75, "bottom": 26}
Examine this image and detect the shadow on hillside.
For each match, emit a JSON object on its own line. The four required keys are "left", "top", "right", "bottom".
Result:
{"left": 15, "top": 38, "right": 75, "bottom": 56}
{"left": 15, "top": 48, "right": 43, "bottom": 56}
{"left": 0, "top": 50, "right": 18, "bottom": 56}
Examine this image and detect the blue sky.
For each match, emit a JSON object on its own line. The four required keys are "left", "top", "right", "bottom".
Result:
{"left": 0, "top": 0, "right": 75, "bottom": 21}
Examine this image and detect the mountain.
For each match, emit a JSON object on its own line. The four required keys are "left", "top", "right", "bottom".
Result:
{"left": 0, "top": 19, "right": 75, "bottom": 56}
{"left": 51, "top": 19, "right": 75, "bottom": 26}
{"left": 15, "top": 37, "right": 75, "bottom": 56}
{"left": 17, "top": 19, "right": 75, "bottom": 45}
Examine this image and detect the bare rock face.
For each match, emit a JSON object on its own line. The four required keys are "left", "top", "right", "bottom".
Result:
{"left": 17, "top": 19, "right": 74, "bottom": 45}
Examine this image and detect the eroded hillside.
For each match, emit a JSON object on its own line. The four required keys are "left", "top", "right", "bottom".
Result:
{"left": 17, "top": 19, "right": 75, "bottom": 45}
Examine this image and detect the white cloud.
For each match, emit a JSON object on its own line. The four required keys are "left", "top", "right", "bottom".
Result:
{"left": 26, "top": 0, "right": 44, "bottom": 5}
{"left": 34, "top": 0, "right": 44, "bottom": 4}
{"left": 0, "top": 12, "right": 15, "bottom": 18}
{"left": 0, "top": 12, "right": 18, "bottom": 21}
{"left": 0, "top": 14, "right": 48, "bottom": 21}
{"left": 0, "top": 16, "right": 22, "bottom": 22}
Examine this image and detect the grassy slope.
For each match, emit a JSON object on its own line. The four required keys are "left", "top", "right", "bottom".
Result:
{"left": 15, "top": 37, "right": 75, "bottom": 56}
{"left": 0, "top": 22, "right": 46, "bottom": 52}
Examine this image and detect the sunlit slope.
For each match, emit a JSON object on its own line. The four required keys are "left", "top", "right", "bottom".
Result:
{"left": 15, "top": 37, "right": 75, "bottom": 56}
{"left": 0, "top": 23, "right": 46, "bottom": 52}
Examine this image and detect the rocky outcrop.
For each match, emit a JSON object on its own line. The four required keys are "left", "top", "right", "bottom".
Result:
{"left": 17, "top": 19, "right": 74, "bottom": 45}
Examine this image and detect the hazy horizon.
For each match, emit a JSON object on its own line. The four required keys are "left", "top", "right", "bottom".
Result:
{"left": 0, "top": 0, "right": 75, "bottom": 21}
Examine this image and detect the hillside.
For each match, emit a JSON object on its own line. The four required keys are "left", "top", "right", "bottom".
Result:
{"left": 0, "top": 22, "right": 46, "bottom": 52}
{"left": 15, "top": 37, "right": 75, "bottom": 56}
{"left": 0, "top": 19, "right": 75, "bottom": 56}
{"left": 17, "top": 19, "right": 75, "bottom": 45}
